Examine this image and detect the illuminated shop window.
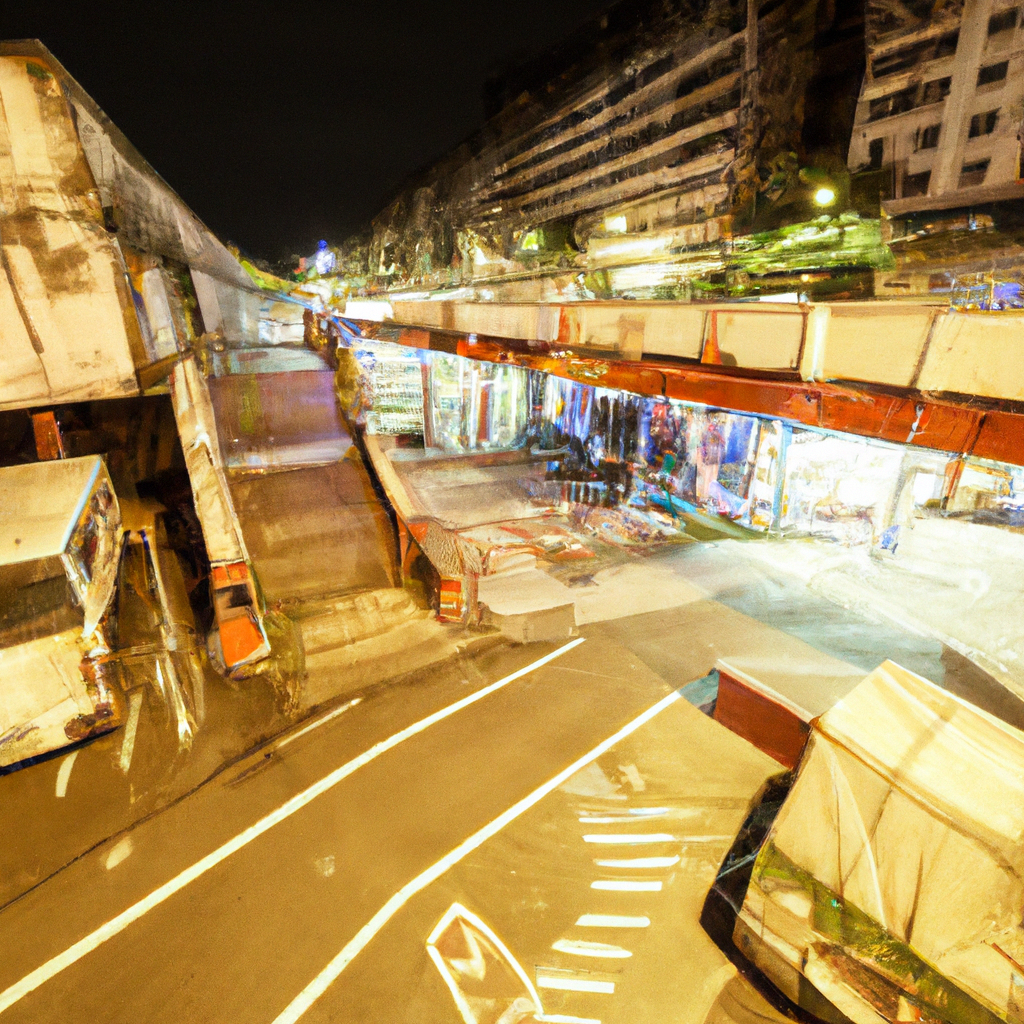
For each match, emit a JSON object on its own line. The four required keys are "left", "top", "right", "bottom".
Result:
{"left": 427, "top": 353, "right": 529, "bottom": 453}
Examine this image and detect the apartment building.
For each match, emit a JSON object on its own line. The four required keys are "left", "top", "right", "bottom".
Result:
{"left": 848, "top": 0, "right": 1024, "bottom": 215}
{"left": 365, "top": 0, "right": 864, "bottom": 293}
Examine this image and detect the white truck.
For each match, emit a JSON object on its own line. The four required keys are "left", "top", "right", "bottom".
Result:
{"left": 0, "top": 456, "right": 125, "bottom": 768}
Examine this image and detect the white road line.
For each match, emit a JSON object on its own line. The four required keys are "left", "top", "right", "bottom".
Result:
{"left": 55, "top": 751, "right": 78, "bottom": 798}
{"left": 104, "top": 837, "right": 133, "bottom": 871}
{"left": 276, "top": 698, "right": 362, "bottom": 750}
{"left": 551, "top": 940, "right": 631, "bottom": 959}
{"left": 537, "top": 977, "right": 615, "bottom": 994}
{"left": 270, "top": 689, "right": 682, "bottom": 1024}
{"left": 581, "top": 833, "right": 675, "bottom": 844}
{"left": 593, "top": 856, "right": 679, "bottom": 869}
{"left": 590, "top": 880, "right": 662, "bottom": 891}
{"left": 119, "top": 692, "right": 143, "bottom": 774}
{"left": 0, "top": 638, "right": 585, "bottom": 1017}
{"left": 576, "top": 914, "right": 650, "bottom": 928}
{"left": 578, "top": 813, "right": 666, "bottom": 824}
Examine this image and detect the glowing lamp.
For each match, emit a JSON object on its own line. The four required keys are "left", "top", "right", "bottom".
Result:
{"left": 814, "top": 186, "right": 836, "bottom": 207}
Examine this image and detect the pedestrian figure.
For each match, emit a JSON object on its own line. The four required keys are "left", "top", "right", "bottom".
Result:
{"left": 697, "top": 413, "right": 725, "bottom": 505}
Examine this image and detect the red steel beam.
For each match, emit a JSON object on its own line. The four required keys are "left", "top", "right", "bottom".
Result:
{"left": 351, "top": 320, "right": 1023, "bottom": 466}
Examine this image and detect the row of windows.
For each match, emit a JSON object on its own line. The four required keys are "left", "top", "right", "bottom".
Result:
{"left": 872, "top": 31, "right": 959, "bottom": 79}
{"left": 865, "top": 108, "right": 999, "bottom": 181}
{"left": 900, "top": 108, "right": 1000, "bottom": 154}
{"left": 870, "top": 8, "right": 1018, "bottom": 83}
{"left": 868, "top": 77, "right": 951, "bottom": 120}
{"left": 869, "top": 60, "right": 1009, "bottom": 123}
{"left": 901, "top": 157, "right": 991, "bottom": 198}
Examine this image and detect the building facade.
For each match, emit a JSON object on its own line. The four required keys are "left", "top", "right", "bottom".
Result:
{"left": 848, "top": 0, "right": 1024, "bottom": 213}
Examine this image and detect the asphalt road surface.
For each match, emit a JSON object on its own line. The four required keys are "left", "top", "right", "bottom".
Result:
{"left": 0, "top": 620, "right": 794, "bottom": 1024}
{"left": 3, "top": 451, "right": 1012, "bottom": 1023}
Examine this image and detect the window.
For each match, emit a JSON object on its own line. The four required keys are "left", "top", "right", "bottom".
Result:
{"left": 922, "top": 77, "right": 952, "bottom": 104}
{"left": 960, "top": 159, "right": 990, "bottom": 187}
{"left": 868, "top": 85, "right": 919, "bottom": 120}
{"left": 978, "top": 61, "right": 1009, "bottom": 86}
{"left": 904, "top": 170, "right": 931, "bottom": 197}
{"left": 872, "top": 31, "right": 959, "bottom": 78}
{"left": 869, "top": 97, "right": 889, "bottom": 121}
{"left": 988, "top": 8, "right": 1018, "bottom": 35}
{"left": 869, "top": 137, "right": 884, "bottom": 168}
{"left": 969, "top": 109, "right": 999, "bottom": 136}
{"left": 917, "top": 123, "right": 942, "bottom": 149}
{"left": 867, "top": 78, "right": 952, "bottom": 123}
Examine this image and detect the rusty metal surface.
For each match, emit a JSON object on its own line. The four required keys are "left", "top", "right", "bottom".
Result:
{"left": 353, "top": 319, "right": 1024, "bottom": 465}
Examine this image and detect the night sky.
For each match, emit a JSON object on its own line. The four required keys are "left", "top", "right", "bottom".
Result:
{"left": 3, "top": 1, "right": 613, "bottom": 263}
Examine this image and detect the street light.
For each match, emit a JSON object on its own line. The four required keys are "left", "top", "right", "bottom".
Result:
{"left": 814, "top": 186, "right": 836, "bottom": 207}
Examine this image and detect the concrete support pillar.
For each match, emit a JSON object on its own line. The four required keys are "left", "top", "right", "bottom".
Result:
{"left": 932, "top": 0, "right": 994, "bottom": 194}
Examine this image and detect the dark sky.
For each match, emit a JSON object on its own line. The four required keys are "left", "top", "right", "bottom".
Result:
{"left": 3, "top": 1, "right": 613, "bottom": 262}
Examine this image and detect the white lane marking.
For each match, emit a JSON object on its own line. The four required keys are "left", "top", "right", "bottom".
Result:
{"left": 277, "top": 698, "right": 362, "bottom": 751}
{"left": 551, "top": 940, "right": 631, "bottom": 959}
{"left": 0, "top": 639, "right": 585, "bottom": 1017}
{"left": 270, "top": 689, "right": 682, "bottom": 1024}
{"left": 678, "top": 835, "right": 733, "bottom": 843}
{"left": 118, "top": 692, "right": 143, "bottom": 774}
{"left": 591, "top": 880, "right": 662, "bottom": 891}
{"left": 581, "top": 833, "right": 675, "bottom": 844}
{"left": 576, "top": 914, "right": 650, "bottom": 928}
{"left": 55, "top": 751, "right": 79, "bottom": 798}
{"left": 579, "top": 813, "right": 667, "bottom": 824}
{"left": 628, "top": 807, "right": 669, "bottom": 816}
{"left": 537, "top": 977, "right": 614, "bottom": 994}
{"left": 104, "top": 837, "right": 133, "bottom": 871}
{"left": 594, "top": 856, "right": 679, "bottom": 869}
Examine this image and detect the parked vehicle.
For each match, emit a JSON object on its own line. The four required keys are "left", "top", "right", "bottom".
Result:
{"left": 0, "top": 456, "right": 125, "bottom": 768}
{"left": 703, "top": 661, "right": 1024, "bottom": 1024}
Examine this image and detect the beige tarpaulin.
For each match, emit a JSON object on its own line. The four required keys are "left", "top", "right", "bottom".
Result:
{"left": 740, "top": 660, "right": 1024, "bottom": 1024}
{"left": 169, "top": 355, "right": 246, "bottom": 565}
{"left": 0, "top": 41, "right": 266, "bottom": 413}
{"left": 0, "top": 56, "right": 141, "bottom": 410}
